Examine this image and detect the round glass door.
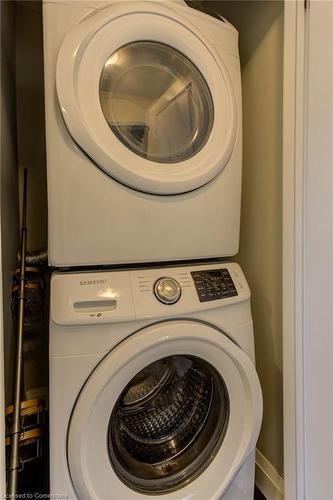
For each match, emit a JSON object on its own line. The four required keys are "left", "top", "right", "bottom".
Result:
{"left": 108, "top": 355, "right": 229, "bottom": 494}
{"left": 67, "top": 321, "right": 262, "bottom": 499}
{"left": 99, "top": 42, "right": 214, "bottom": 163}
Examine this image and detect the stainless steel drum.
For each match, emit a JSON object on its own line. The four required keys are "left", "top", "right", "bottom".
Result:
{"left": 109, "top": 355, "right": 229, "bottom": 494}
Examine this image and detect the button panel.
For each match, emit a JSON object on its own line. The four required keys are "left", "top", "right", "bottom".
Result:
{"left": 191, "top": 269, "right": 238, "bottom": 302}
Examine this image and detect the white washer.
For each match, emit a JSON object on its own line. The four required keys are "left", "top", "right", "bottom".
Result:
{"left": 50, "top": 262, "right": 262, "bottom": 499}
{"left": 43, "top": 0, "right": 243, "bottom": 267}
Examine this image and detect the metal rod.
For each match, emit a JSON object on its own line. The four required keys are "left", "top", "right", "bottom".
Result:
{"left": 8, "top": 169, "right": 28, "bottom": 497}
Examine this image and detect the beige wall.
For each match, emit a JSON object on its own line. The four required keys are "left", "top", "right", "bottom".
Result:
{"left": 239, "top": 4, "right": 283, "bottom": 476}
{"left": 206, "top": 0, "right": 284, "bottom": 477}
{"left": 1, "top": 0, "right": 20, "bottom": 404}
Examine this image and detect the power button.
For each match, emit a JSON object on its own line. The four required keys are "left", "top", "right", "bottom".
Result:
{"left": 154, "top": 277, "right": 181, "bottom": 305}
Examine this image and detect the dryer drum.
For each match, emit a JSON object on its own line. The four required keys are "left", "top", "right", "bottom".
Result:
{"left": 99, "top": 41, "right": 214, "bottom": 164}
{"left": 109, "top": 355, "right": 229, "bottom": 493}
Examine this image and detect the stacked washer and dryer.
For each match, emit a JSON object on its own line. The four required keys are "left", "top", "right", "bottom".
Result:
{"left": 43, "top": 1, "right": 263, "bottom": 499}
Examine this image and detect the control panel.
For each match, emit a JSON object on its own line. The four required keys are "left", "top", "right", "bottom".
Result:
{"left": 51, "top": 263, "right": 248, "bottom": 326}
{"left": 191, "top": 269, "right": 238, "bottom": 302}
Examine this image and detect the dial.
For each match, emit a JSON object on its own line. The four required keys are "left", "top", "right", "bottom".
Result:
{"left": 154, "top": 277, "right": 181, "bottom": 305}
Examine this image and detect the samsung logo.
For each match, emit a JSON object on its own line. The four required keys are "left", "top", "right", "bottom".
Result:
{"left": 79, "top": 279, "right": 108, "bottom": 286}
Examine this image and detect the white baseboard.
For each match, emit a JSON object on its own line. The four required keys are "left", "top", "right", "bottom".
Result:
{"left": 255, "top": 449, "right": 284, "bottom": 499}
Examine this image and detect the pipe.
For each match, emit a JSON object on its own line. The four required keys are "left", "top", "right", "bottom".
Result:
{"left": 8, "top": 169, "right": 28, "bottom": 497}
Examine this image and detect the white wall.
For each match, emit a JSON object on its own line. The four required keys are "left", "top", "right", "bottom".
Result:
{"left": 303, "top": 1, "right": 333, "bottom": 497}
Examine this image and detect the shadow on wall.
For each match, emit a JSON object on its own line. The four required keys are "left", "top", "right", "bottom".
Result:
{"left": 203, "top": 0, "right": 284, "bottom": 479}
{"left": 15, "top": 0, "right": 47, "bottom": 252}
{"left": 204, "top": 0, "right": 283, "bottom": 67}
{"left": 1, "top": 0, "right": 20, "bottom": 404}
{"left": 252, "top": 287, "right": 283, "bottom": 475}
{"left": 232, "top": 1, "right": 284, "bottom": 478}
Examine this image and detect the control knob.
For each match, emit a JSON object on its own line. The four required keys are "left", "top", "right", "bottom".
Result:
{"left": 154, "top": 277, "right": 181, "bottom": 305}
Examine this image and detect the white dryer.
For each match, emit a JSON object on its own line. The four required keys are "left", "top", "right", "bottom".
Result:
{"left": 49, "top": 262, "right": 262, "bottom": 499}
{"left": 43, "top": 0, "right": 243, "bottom": 267}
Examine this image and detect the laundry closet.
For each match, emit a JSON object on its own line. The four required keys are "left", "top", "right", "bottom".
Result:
{"left": 1, "top": 0, "right": 284, "bottom": 498}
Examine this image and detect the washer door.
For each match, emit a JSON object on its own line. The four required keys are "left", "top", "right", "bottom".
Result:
{"left": 67, "top": 321, "right": 262, "bottom": 499}
{"left": 56, "top": 2, "right": 237, "bottom": 194}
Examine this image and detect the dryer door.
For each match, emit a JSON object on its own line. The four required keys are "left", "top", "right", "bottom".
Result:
{"left": 56, "top": 2, "right": 237, "bottom": 194}
{"left": 67, "top": 320, "right": 262, "bottom": 499}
